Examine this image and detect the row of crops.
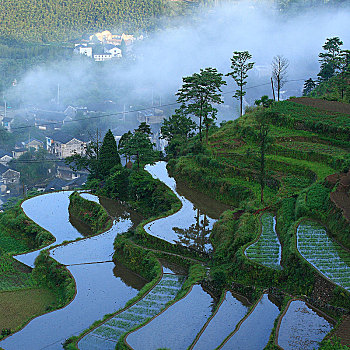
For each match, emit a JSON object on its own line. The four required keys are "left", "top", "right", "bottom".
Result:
{"left": 245, "top": 213, "right": 282, "bottom": 270}
{"left": 297, "top": 220, "right": 350, "bottom": 292}
{"left": 78, "top": 273, "right": 185, "bottom": 350}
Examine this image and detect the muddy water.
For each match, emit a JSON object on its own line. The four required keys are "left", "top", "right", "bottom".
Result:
{"left": 219, "top": 294, "right": 280, "bottom": 350}
{"left": 144, "top": 161, "right": 229, "bottom": 253}
{"left": 191, "top": 291, "right": 249, "bottom": 350}
{"left": 0, "top": 192, "right": 146, "bottom": 350}
{"left": 126, "top": 284, "right": 214, "bottom": 350}
{"left": 277, "top": 300, "right": 333, "bottom": 350}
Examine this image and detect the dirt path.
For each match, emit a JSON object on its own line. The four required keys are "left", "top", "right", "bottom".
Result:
{"left": 327, "top": 171, "right": 350, "bottom": 222}
{"left": 290, "top": 97, "right": 350, "bottom": 115}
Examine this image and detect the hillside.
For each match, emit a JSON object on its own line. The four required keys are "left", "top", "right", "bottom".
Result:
{"left": 0, "top": 0, "right": 190, "bottom": 42}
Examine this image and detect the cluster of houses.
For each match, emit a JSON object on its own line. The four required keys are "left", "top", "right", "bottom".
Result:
{"left": 73, "top": 31, "right": 140, "bottom": 62}
{"left": 0, "top": 131, "right": 90, "bottom": 207}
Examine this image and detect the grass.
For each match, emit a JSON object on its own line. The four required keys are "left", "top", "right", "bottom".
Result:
{"left": 0, "top": 254, "right": 35, "bottom": 292}
{"left": 0, "top": 288, "right": 56, "bottom": 330}
{"left": 266, "top": 155, "right": 335, "bottom": 181}
{"left": 278, "top": 141, "right": 349, "bottom": 157}
{"left": 297, "top": 220, "right": 350, "bottom": 291}
{"left": 245, "top": 213, "right": 282, "bottom": 270}
{"left": 0, "top": 230, "right": 28, "bottom": 254}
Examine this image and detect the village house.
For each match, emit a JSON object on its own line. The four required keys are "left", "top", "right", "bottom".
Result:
{"left": 12, "top": 147, "right": 27, "bottom": 159}
{"left": 137, "top": 108, "right": 166, "bottom": 125}
{"left": 23, "top": 138, "right": 44, "bottom": 151}
{"left": 93, "top": 53, "right": 112, "bottom": 62}
{"left": 1, "top": 117, "right": 14, "bottom": 132}
{"left": 104, "top": 44, "right": 122, "bottom": 58}
{"left": 56, "top": 164, "right": 89, "bottom": 181}
{"left": 73, "top": 44, "right": 93, "bottom": 57}
{"left": 0, "top": 150, "right": 13, "bottom": 165}
{"left": 46, "top": 132, "right": 87, "bottom": 159}
{"left": 28, "top": 109, "right": 65, "bottom": 131}
{"left": 0, "top": 164, "right": 21, "bottom": 196}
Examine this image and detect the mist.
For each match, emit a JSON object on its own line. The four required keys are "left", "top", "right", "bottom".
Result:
{"left": 6, "top": 1, "right": 350, "bottom": 121}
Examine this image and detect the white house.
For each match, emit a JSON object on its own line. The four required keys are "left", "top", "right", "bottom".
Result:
{"left": 93, "top": 53, "right": 112, "bottom": 62}
{"left": 46, "top": 133, "right": 87, "bottom": 159}
{"left": 74, "top": 45, "right": 93, "bottom": 58}
{"left": 104, "top": 44, "right": 122, "bottom": 58}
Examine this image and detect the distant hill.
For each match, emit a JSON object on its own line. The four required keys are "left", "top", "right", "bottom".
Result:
{"left": 0, "top": 0, "right": 189, "bottom": 42}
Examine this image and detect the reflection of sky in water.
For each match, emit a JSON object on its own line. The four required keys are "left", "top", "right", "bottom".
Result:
{"left": 126, "top": 284, "right": 214, "bottom": 350}
{"left": 1, "top": 192, "right": 146, "bottom": 350}
{"left": 277, "top": 300, "right": 333, "bottom": 350}
{"left": 145, "top": 162, "right": 216, "bottom": 253}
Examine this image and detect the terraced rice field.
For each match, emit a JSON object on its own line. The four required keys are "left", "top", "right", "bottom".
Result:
{"left": 245, "top": 213, "right": 282, "bottom": 270}
{"left": 191, "top": 291, "right": 248, "bottom": 350}
{"left": 297, "top": 220, "right": 350, "bottom": 292}
{"left": 126, "top": 284, "right": 214, "bottom": 350}
{"left": 219, "top": 294, "right": 280, "bottom": 350}
{"left": 277, "top": 300, "right": 333, "bottom": 350}
{"left": 78, "top": 273, "right": 184, "bottom": 350}
{"left": 278, "top": 141, "right": 348, "bottom": 157}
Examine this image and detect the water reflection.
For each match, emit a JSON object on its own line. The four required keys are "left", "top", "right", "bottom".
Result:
{"left": 113, "top": 262, "right": 148, "bottom": 290}
{"left": 174, "top": 208, "right": 211, "bottom": 253}
{"left": 145, "top": 162, "right": 230, "bottom": 254}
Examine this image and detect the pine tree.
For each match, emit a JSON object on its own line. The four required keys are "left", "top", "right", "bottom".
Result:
{"left": 99, "top": 129, "right": 121, "bottom": 178}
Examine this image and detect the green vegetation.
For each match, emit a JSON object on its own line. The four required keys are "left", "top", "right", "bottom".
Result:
{"left": 297, "top": 220, "right": 350, "bottom": 291}
{"left": 32, "top": 250, "right": 75, "bottom": 309}
{"left": 0, "top": 288, "right": 56, "bottom": 331}
{"left": 0, "top": 200, "right": 54, "bottom": 250}
{"left": 245, "top": 213, "right": 282, "bottom": 270}
{"left": 0, "top": 0, "right": 190, "bottom": 42}
{"left": 68, "top": 191, "right": 112, "bottom": 235}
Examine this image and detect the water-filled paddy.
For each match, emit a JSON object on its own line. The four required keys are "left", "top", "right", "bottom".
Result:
{"left": 297, "top": 220, "right": 350, "bottom": 291}
{"left": 219, "top": 294, "right": 280, "bottom": 350}
{"left": 79, "top": 272, "right": 185, "bottom": 350}
{"left": 191, "top": 291, "right": 249, "bottom": 350}
{"left": 144, "top": 162, "right": 228, "bottom": 253}
{"left": 245, "top": 213, "right": 282, "bottom": 270}
{"left": 126, "top": 284, "right": 214, "bottom": 350}
{"left": 277, "top": 300, "right": 333, "bottom": 350}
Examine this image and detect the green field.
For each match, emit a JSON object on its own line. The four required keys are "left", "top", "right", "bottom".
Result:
{"left": 297, "top": 220, "right": 350, "bottom": 291}
{"left": 245, "top": 213, "right": 282, "bottom": 270}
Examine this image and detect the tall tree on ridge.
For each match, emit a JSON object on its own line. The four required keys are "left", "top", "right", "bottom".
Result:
{"left": 271, "top": 55, "right": 289, "bottom": 102}
{"left": 226, "top": 51, "right": 254, "bottom": 117}
{"left": 176, "top": 67, "right": 226, "bottom": 144}
{"left": 99, "top": 129, "right": 121, "bottom": 178}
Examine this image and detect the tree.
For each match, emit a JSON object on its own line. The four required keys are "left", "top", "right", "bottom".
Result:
{"left": 160, "top": 110, "right": 196, "bottom": 142}
{"left": 318, "top": 37, "right": 343, "bottom": 82}
{"left": 176, "top": 67, "right": 226, "bottom": 143}
{"left": 303, "top": 78, "right": 317, "bottom": 96}
{"left": 337, "top": 49, "right": 350, "bottom": 99}
{"left": 10, "top": 148, "right": 55, "bottom": 186}
{"left": 135, "top": 122, "right": 152, "bottom": 135}
{"left": 118, "top": 130, "right": 133, "bottom": 162}
{"left": 255, "top": 111, "right": 273, "bottom": 203}
{"left": 226, "top": 51, "right": 254, "bottom": 117}
{"left": 254, "top": 95, "right": 274, "bottom": 108}
{"left": 99, "top": 129, "right": 121, "bottom": 178}
{"left": 122, "top": 131, "right": 156, "bottom": 170}
{"left": 271, "top": 55, "right": 289, "bottom": 101}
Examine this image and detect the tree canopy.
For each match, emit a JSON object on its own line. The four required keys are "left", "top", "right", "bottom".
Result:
{"left": 176, "top": 67, "right": 226, "bottom": 143}
{"left": 226, "top": 51, "right": 254, "bottom": 117}
{"left": 99, "top": 129, "right": 121, "bottom": 178}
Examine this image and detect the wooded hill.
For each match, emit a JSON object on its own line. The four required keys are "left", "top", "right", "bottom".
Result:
{"left": 0, "top": 0, "right": 188, "bottom": 42}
